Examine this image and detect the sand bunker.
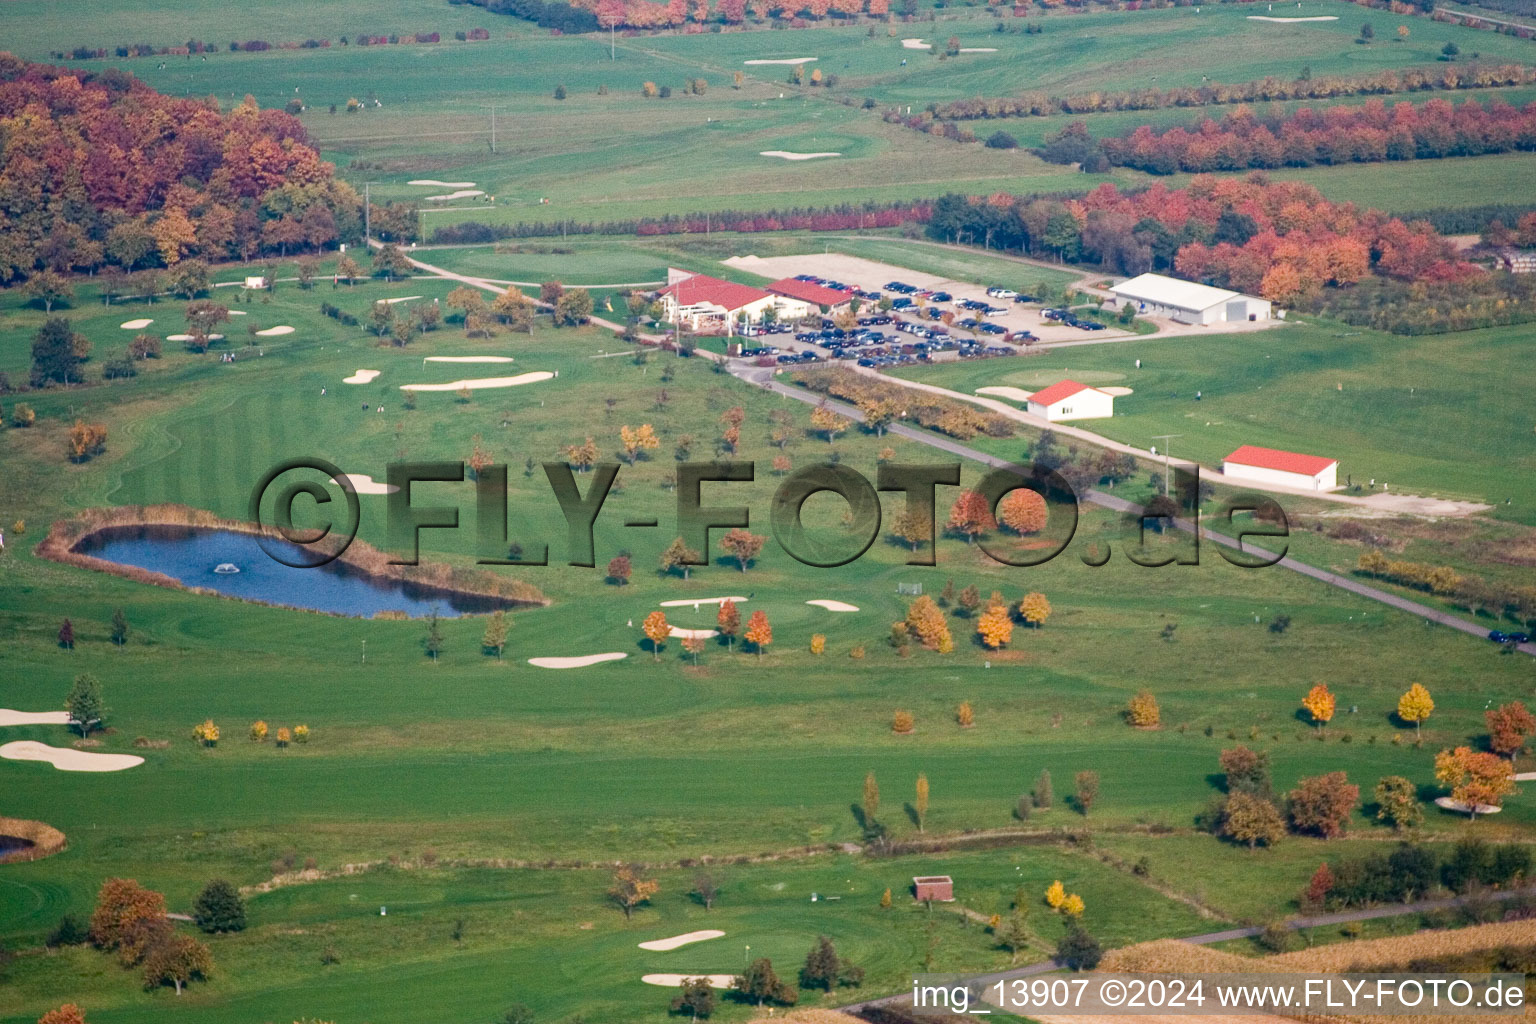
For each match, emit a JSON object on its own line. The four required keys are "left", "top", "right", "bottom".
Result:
{"left": 806, "top": 599, "right": 859, "bottom": 612}
{"left": 1247, "top": 14, "right": 1338, "bottom": 20}
{"left": 0, "top": 741, "right": 144, "bottom": 773}
{"left": 760, "top": 151, "right": 840, "bottom": 161}
{"left": 1435, "top": 796, "right": 1502, "bottom": 815}
{"left": 400, "top": 371, "right": 553, "bottom": 392}
{"left": 408, "top": 179, "right": 476, "bottom": 187}
{"left": 339, "top": 474, "right": 399, "bottom": 495}
{"left": 119, "top": 318, "right": 153, "bottom": 329}
{"left": 1100, "top": 386, "right": 1134, "bottom": 397}
{"left": 668, "top": 626, "right": 718, "bottom": 639}
{"left": 380, "top": 295, "right": 423, "bottom": 305}
{"left": 660, "top": 596, "right": 748, "bottom": 607}
{"left": 343, "top": 369, "right": 381, "bottom": 384}
{"left": 639, "top": 930, "right": 726, "bottom": 951}
{"left": 425, "top": 190, "right": 485, "bottom": 202}
{"left": 166, "top": 333, "right": 224, "bottom": 342}
{"left": 424, "top": 356, "right": 515, "bottom": 364}
{"left": 256, "top": 325, "right": 295, "bottom": 336}
{"left": 0, "top": 710, "right": 72, "bottom": 727}
{"left": 527, "top": 653, "right": 628, "bottom": 669}
{"left": 641, "top": 974, "right": 738, "bottom": 989}
{"left": 228, "top": 310, "right": 248, "bottom": 315}
{"left": 901, "top": 37, "right": 930, "bottom": 48}
{"left": 743, "top": 57, "right": 817, "bottom": 65}
{"left": 976, "top": 386, "right": 1035, "bottom": 402}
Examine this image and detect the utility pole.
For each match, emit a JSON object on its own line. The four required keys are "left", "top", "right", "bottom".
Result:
{"left": 488, "top": 104, "right": 497, "bottom": 154}
{"left": 1151, "top": 434, "right": 1182, "bottom": 496}
{"left": 362, "top": 181, "right": 381, "bottom": 245}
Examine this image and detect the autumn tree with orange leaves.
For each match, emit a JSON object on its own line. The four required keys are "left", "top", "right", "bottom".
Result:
{"left": 721, "top": 528, "right": 765, "bottom": 572}
{"left": 976, "top": 598, "right": 1013, "bottom": 649}
{"left": 1302, "top": 683, "right": 1336, "bottom": 731}
{"left": 946, "top": 490, "right": 995, "bottom": 544}
{"left": 717, "top": 600, "right": 741, "bottom": 651}
{"left": 1486, "top": 701, "right": 1536, "bottom": 759}
{"left": 905, "top": 596, "right": 953, "bottom": 653}
{"left": 999, "top": 488, "right": 1048, "bottom": 535}
{"left": 744, "top": 609, "right": 773, "bottom": 659}
{"left": 642, "top": 611, "right": 670, "bottom": 661}
{"left": 1434, "top": 746, "right": 1515, "bottom": 818}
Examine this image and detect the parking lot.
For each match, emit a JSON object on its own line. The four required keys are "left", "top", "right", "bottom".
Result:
{"left": 724, "top": 252, "right": 1135, "bottom": 346}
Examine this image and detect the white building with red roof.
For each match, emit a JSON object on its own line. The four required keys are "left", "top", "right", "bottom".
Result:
{"left": 767, "top": 278, "right": 854, "bottom": 311}
{"left": 1222, "top": 445, "right": 1338, "bottom": 491}
{"left": 656, "top": 270, "right": 814, "bottom": 330}
{"left": 1025, "top": 379, "right": 1115, "bottom": 421}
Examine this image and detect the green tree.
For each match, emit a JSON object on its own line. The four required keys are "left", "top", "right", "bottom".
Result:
{"left": 192, "top": 879, "right": 246, "bottom": 933}
{"left": 1373, "top": 775, "right": 1423, "bottom": 831}
{"left": 554, "top": 289, "right": 594, "bottom": 326}
{"left": 659, "top": 537, "right": 701, "bottom": 579}
{"left": 670, "top": 977, "right": 715, "bottom": 1022}
{"left": 862, "top": 770, "right": 880, "bottom": 827}
{"left": 732, "top": 958, "right": 796, "bottom": 1007}
{"left": 140, "top": 933, "right": 212, "bottom": 995}
{"left": 65, "top": 673, "right": 104, "bottom": 737}
{"left": 996, "top": 907, "right": 1030, "bottom": 964}
{"left": 424, "top": 610, "right": 443, "bottom": 663}
{"left": 800, "top": 934, "right": 863, "bottom": 993}
{"left": 30, "top": 317, "right": 85, "bottom": 386}
{"left": 168, "top": 260, "right": 210, "bottom": 299}
{"left": 482, "top": 609, "right": 510, "bottom": 661}
{"left": 24, "top": 270, "right": 74, "bottom": 313}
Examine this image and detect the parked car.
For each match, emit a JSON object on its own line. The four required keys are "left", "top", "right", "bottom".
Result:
{"left": 1013, "top": 294, "right": 1038, "bottom": 304}
{"left": 986, "top": 287, "right": 1019, "bottom": 300}
{"left": 929, "top": 291, "right": 952, "bottom": 303}
{"left": 1508, "top": 631, "right": 1531, "bottom": 644}
{"left": 1489, "top": 630, "right": 1510, "bottom": 643}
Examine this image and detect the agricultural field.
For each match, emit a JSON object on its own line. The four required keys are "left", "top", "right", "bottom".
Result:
{"left": 2, "top": 0, "right": 1535, "bottom": 1021}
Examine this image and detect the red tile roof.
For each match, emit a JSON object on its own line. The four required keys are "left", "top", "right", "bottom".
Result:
{"left": 659, "top": 274, "right": 771, "bottom": 312}
{"left": 768, "top": 278, "right": 853, "bottom": 307}
{"left": 1027, "top": 379, "right": 1095, "bottom": 407}
{"left": 1224, "top": 445, "right": 1337, "bottom": 476}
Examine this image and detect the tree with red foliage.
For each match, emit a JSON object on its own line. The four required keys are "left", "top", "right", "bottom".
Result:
{"left": 1285, "top": 772, "right": 1359, "bottom": 839}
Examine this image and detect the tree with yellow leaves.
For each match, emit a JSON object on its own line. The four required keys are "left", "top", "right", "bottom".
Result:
{"left": 1019, "top": 592, "right": 1051, "bottom": 628}
{"left": 956, "top": 701, "right": 974, "bottom": 728}
{"left": 810, "top": 403, "right": 849, "bottom": 443}
{"left": 744, "top": 609, "right": 772, "bottom": 659}
{"left": 915, "top": 773, "right": 929, "bottom": 832}
{"left": 1397, "top": 683, "right": 1433, "bottom": 735}
{"left": 905, "top": 595, "right": 952, "bottom": 652}
{"left": 249, "top": 720, "right": 268, "bottom": 743}
{"left": 642, "top": 611, "right": 670, "bottom": 661}
{"left": 1126, "top": 690, "right": 1160, "bottom": 728}
{"left": 619, "top": 423, "right": 660, "bottom": 464}
{"left": 607, "top": 865, "right": 659, "bottom": 919}
{"left": 1044, "top": 880, "right": 1066, "bottom": 910}
{"left": 891, "top": 710, "right": 914, "bottom": 734}
{"left": 1302, "top": 683, "right": 1336, "bottom": 732}
{"left": 977, "top": 602, "right": 1013, "bottom": 649}
{"left": 1060, "top": 893, "right": 1084, "bottom": 917}
{"left": 1434, "top": 746, "right": 1515, "bottom": 819}
{"left": 193, "top": 719, "right": 220, "bottom": 747}
{"left": 809, "top": 633, "right": 826, "bottom": 655}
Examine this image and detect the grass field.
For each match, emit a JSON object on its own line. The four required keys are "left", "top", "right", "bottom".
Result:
{"left": 889, "top": 318, "right": 1536, "bottom": 524}
{"left": 36, "top": 0, "right": 1520, "bottom": 229}
{"left": 1, "top": 1, "right": 1533, "bottom": 1019}
{"left": 1, "top": 261, "right": 1533, "bottom": 1020}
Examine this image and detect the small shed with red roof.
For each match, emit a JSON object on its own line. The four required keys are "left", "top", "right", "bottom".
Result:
{"left": 1223, "top": 445, "right": 1338, "bottom": 492}
{"left": 1025, "top": 379, "right": 1115, "bottom": 422}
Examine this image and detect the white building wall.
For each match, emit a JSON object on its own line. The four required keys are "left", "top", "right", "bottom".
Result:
{"left": 1222, "top": 461, "right": 1337, "bottom": 491}
{"left": 1029, "top": 390, "right": 1115, "bottom": 421}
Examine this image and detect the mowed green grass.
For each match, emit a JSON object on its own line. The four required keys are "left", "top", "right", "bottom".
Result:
{"left": 1, "top": 262, "right": 1533, "bottom": 1020}
{"left": 890, "top": 318, "right": 1536, "bottom": 523}
{"left": 65, "top": 0, "right": 1529, "bottom": 229}
{"left": 0, "top": 849, "right": 1212, "bottom": 1024}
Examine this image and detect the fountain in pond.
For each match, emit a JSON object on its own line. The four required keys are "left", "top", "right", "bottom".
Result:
{"left": 213, "top": 563, "right": 240, "bottom": 574}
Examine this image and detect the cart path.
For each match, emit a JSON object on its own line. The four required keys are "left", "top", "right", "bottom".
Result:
{"left": 734, "top": 365, "right": 1532, "bottom": 658}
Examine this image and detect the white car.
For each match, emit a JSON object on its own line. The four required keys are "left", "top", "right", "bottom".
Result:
{"left": 986, "top": 287, "right": 1019, "bottom": 300}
